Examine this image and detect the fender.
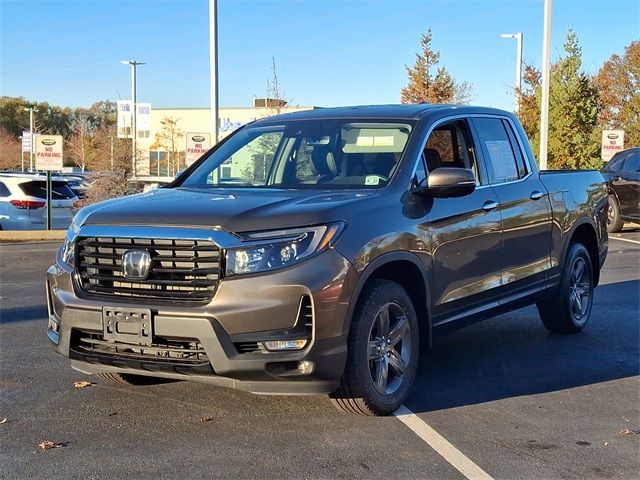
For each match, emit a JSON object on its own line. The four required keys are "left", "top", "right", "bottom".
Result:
{"left": 341, "top": 250, "right": 433, "bottom": 347}
{"left": 559, "top": 216, "right": 602, "bottom": 285}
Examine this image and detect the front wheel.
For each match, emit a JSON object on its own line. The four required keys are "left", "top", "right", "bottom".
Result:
{"left": 537, "top": 243, "right": 594, "bottom": 333}
{"left": 330, "top": 280, "right": 419, "bottom": 415}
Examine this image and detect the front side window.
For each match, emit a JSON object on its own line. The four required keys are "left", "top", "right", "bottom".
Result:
{"left": 180, "top": 119, "right": 414, "bottom": 190}
{"left": 422, "top": 120, "right": 482, "bottom": 184}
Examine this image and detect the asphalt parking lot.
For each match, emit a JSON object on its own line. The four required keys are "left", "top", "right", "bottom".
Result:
{"left": 1, "top": 229, "right": 639, "bottom": 480}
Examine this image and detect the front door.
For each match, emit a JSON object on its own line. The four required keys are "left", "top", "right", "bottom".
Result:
{"left": 416, "top": 119, "right": 503, "bottom": 325}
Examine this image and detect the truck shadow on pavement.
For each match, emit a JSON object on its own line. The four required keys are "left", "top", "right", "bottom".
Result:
{"left": 0, "top": 305, "right": 48, "bottom": 324}
{"left": 406, "top": 279, "right": 640, "bottom": 414}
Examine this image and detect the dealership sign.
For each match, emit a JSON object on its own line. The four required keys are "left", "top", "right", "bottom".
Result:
{"left": 117, "top": 100, "right": 133, "bottom": 138}
{"left": 35, "top": 135, "right": 63, "bottom": 171}
{"left": 601, "top": 130, "right": 624, "bottom": 162}
{"left": 185, "top": 132, "right": 211, "bottom": 166}
{"left": 21, "top": 131, "right": 32, "bottom": 152}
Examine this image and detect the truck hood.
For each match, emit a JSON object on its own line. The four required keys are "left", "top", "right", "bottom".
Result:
{"left": 79, "top": 187, "right": 375, "bottom": 233}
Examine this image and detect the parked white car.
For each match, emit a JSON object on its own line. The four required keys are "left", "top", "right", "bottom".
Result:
{"left": 0, "top": 174, "right": 79, "bottom": 230}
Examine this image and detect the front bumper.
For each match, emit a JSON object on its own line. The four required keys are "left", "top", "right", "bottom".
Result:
{"left": 47, "top": 246, "right": 358, "bottom": 395}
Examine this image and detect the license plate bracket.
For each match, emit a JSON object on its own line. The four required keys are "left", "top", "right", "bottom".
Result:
{"left": 102, "top": 307, "right": 153, "bottom": 346}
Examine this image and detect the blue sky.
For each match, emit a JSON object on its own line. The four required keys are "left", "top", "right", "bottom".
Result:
{"left": 1, "top": 0, "right": 638, "bottom": 111}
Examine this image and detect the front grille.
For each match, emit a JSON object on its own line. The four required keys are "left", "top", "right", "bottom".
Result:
{"left": 76, "top": 237, "right": 221, "bottom": 304}
{"left": 70, "top": 329, "right": 213, "bottom": 376}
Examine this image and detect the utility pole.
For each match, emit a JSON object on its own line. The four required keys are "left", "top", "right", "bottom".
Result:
{"left": 110, "top": 135, "right": 114, "bottom": 170}
{"left": 539, "top": 0, "right": 552, "bottom": 170}
{"left": 209, "top": 0, "right": 219, "bottom": 144}
{"left": 121, "top": 60, "right": 145, "bottom": 177}
{"left": 500, "top": 33, "right": 523, "bottom": 113}
{"left": 18, "top": 136, "right": 24, "bottom": 171}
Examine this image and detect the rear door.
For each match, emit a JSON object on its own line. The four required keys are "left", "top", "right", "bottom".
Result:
{"left": 470, "top": 116, "right": 553, "bottom": 298}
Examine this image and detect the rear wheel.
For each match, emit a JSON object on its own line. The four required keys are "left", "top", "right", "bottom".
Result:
{"left": 330, "top": 280, "right": 419, "bottom": 416}
{"left": 95, "top": 372, "right": 170, "bottom": 386}
{"left": 607, "top": 195, "right": 624, "bottom": 233}
{"left": 537, "top": 243, "right": 594, "bottom": 333}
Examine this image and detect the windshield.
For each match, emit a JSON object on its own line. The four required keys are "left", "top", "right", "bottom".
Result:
{"left": 180, "top": 119, "right": 414, "bottom": 189}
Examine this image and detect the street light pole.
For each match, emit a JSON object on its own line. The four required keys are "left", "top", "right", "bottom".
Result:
{"left": 500, "top": 32, "right": 523, "bottom": 113}
{"left": 209, "top": 0, "right": 219, "bottom": 144}
{"left": 18, "top": 136, "right": 24, "bottom": 171}
{"left": 539, "top": 0, "right": 553, "bottom": 170}
{"left": 121, "top": 60, "right": 145, "bottom": 177}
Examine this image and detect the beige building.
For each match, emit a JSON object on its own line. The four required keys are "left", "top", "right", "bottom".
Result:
{"left": 138, "top": 100, "right": 317, "bottom": 177}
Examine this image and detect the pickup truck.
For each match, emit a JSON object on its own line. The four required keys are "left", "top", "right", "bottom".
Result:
{"left": 46, "top": 105, "right": 608, "bottom": 415}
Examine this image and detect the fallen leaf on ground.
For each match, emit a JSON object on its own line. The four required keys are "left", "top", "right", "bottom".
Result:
{"left": 619, "top": 428, "right": 640, "bottom": 436}
{"left": 38, "top": 440, "right": 65, "bottom": 450}
{"left": 73, "top": 381, "right": 93, "bottom": 389}
{"left": 196, "top": 416, "right": 214, "bottom": 423}
{"left": 0, "top": 418, "right": 7, "bottom": 424}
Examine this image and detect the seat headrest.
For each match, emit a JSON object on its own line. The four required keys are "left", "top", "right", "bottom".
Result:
{"left": 311, "top": 147, "right": 337, "bottom": 175}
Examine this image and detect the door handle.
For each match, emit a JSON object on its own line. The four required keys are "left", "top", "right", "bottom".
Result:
{"left": 530, "top": 190, "right": 545, "bottom": 200}
{"left": 482, "top": 200, "right": 499, "bottom": 212}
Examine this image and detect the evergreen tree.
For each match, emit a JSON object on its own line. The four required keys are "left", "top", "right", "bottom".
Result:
{"left": 517, "top": 29, "right": 600, "bottom": 169}
{"left": 401, "top": 28, "right": 472, "bottom": 104}
{"left": 547, "top": 29, "right": 599, "bottom": 169}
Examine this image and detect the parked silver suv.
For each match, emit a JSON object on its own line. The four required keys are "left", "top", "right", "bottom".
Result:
{"left": 0, "top": 174, "right": 78, "bottom": 230}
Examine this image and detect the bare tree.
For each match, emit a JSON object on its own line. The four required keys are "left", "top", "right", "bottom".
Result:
{"left": 0, "top": 126, "right": 22, "bottom": 170}
{"left": 150, "top": 117, "right": 185, "bottom": 176}
{"left": 66, "top": 114, "right": 95, "bottom": 171}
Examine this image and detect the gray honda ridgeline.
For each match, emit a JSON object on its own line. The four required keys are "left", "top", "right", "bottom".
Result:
{"left": 47, "top": 105, "right": 608, "bottom": 415}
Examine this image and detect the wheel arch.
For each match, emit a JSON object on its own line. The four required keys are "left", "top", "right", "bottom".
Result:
{"left": 343, "top": 251, "right": 432, "bottom": 351}
{"left": 565, "top": 219, "right": 601, "bottom": 286}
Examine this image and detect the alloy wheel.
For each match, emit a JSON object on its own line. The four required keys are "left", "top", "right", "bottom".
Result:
{"left": 367, "top": 302, "right": 412, "bottom": 395}
{"left": 569, "top": 256, "right": 591, "bottom": 323}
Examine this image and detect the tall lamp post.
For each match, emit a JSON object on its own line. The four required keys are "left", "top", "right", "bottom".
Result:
{"left": 209, "top": 0, "right": 219, "bottom": 145}
{"left": 539, "top": 0, "right": 553, "bottom": 170}
{"left": 120, "top": 60, "right": 145, "bottom": 177}
{"left": 500, "top": 33, "right": 523, "bottom": 113}
{"left": 23, "top": 107, "right": 38, "bottom": 171}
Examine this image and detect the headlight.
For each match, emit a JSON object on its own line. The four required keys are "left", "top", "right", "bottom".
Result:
{"left": 59, "top": 234, "right": 75, "bottom": 266}
{"left": 225, "top": 222, "right": 344, "bottom": 276}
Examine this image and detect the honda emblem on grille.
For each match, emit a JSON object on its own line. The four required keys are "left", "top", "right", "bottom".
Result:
{"left": 122, "top": 249, "right": 151, "bottom": 280}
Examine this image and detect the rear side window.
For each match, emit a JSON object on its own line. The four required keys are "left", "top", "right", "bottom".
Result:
{"left": 19, "top": 181, "right": 76, "bottom": 199}
{"left": 473, "top": 117, "right": 525, "bottom": 183}
{"left": 0, "top": 182, "right": 10, "bottom": 197}
{"left": 622, "top": 152, "right": 640, "bottom": 173}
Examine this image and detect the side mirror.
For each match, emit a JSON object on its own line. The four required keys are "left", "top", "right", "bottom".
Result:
{"left": 412, "top": 167, "right": 476, "bottom": 198}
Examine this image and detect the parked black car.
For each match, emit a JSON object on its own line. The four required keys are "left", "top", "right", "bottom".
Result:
{"left": 601, "top": 147, "right": 640, "bottom": 232}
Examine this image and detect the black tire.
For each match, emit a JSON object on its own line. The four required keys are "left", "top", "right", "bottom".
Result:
{"left": 95, "top": 372, "right": 170, "bottom": 386}
{"left": 330, "top": 279, "right": 419, "bottom": 416}
{"left": 607, "top": 195, "right": 624, "bottom": 233}
{"left": 537, "top": 243, "right": 594, "bottom": 334}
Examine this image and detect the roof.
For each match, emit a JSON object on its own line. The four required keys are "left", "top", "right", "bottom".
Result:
{"left": 252, "top": 103, "right": 513, "bottom": 123}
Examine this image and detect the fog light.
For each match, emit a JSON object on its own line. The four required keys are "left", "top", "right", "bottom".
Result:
{"left": 260, "top": 339, "right": 308, "bottom": 351}
{"left": 297, "top": 361, "right": 314, "bottom": 374}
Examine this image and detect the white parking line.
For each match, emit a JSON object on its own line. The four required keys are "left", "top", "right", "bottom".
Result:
{"left": 610, "top": 236, "right": 640, "bottom": 246}
{"left": 394, "top": 405, "right": 494, "bottom": 480}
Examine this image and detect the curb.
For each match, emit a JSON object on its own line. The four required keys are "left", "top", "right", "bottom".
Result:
{"left": 0, "top": 230, "right": 66, "bottom": 242}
